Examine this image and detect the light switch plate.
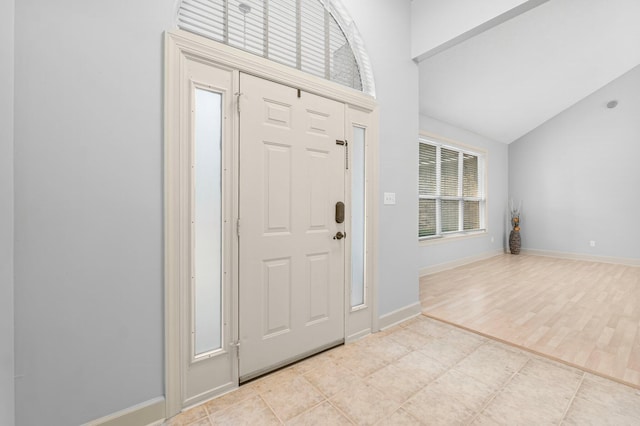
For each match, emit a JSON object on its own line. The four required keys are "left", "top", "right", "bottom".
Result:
{"left": 383, "top": 192, "right": 396, "bottom": 205}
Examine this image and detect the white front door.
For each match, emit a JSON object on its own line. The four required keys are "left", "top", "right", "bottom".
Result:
{"left": 238, "top": 73, "right": 346, "bottom": 381}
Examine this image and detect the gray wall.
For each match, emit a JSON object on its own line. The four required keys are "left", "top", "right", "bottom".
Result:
{"left": 14, "top": 1, "right": 174, "bottom": 424}
{"left": 13, "top": 0, "right": 419, "bottom": 424}
{"left": 509, "top": 65, "right": 640, "bottom": 259}
{"left": 419, "top": 115, "right": 509, "bottom": 270}
{"left": 343, "top": 0, "right": 420, "bottom": 316}
{"left": 1, "top": 0, "right": 15, "bottom": 424}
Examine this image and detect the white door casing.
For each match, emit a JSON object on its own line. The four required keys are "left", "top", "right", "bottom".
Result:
{"left": 238, "top": 73, "right": 346, "bottom": 381}
{"left": 165, "top": 53, "right": 238, "bottom": 411}
{"left": 165, "top": 30, "right": 378, "bottom": 418}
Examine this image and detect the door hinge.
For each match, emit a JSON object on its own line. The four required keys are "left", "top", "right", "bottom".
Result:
{"left": 345, "top": 140, "right": 349, "bottom": 170}
{"left": 336, "top": 140, "right": 348, "bottom": 169}
{"left": 235, "top": 92, "right": 243, "bottom": 114}
{"left": 236, "top": 218, "right": 240, "bottom": 237}
{"left": 230, "top": 340, "right": 240, "bottom": 359}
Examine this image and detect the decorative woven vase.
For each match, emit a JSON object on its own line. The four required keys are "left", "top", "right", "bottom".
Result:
{"left": 509, "top": 230, "right": 521, "bottom": 254}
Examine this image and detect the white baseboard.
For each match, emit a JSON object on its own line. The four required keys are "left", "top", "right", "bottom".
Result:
{"left": 419, "top": 249, "right": 504, "bottom": 277}
{"left": 521, "top": 249, "right": 640, "bottom": 267}
{"left": 378, "top": 302, "right": 422, "bottom": 330}
{"left": 84, "top": 397, "right": 165, "bottom": 426}
{"left": 346, "top": 327, "right": 372, "bottom": 343}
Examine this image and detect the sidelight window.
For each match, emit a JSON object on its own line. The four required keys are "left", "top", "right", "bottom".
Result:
{"left": 351, "top": 126, "right": 366, "bottom": 308}
{"left": 193, "top": 88, "right": 223, "bottom": 356}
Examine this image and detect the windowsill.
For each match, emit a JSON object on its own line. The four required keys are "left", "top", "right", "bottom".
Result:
{"left": 419, "top": 230, "right": 487, "bottom": 247}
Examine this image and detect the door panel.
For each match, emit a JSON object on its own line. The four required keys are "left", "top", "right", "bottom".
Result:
{"left": 239, "top": 73, "right": 346, "bottom": 381}
{"left": 307, "top": 253, "right": 330, "bottom": 323}
{"left": 263, "top": 143, "right": 292, "bottom": 233}
{"left": 262, "top": 257, "right": 291, "bottom": 337}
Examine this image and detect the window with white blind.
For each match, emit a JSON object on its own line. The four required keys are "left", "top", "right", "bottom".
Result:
{"left": 419, "top": 138, "right": 486, "bottom": 239}
{"left": 177, "top": 0, "right": 375, "bottom": 95}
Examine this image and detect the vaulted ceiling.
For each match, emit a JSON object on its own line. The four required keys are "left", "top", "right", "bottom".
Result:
{"left": 414, "top": 0, "right": 640, "bottom": 144}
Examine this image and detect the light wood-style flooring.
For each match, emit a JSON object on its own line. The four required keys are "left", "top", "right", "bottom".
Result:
{"left": 420, "top": 254, "right": 640, "bottom": 389}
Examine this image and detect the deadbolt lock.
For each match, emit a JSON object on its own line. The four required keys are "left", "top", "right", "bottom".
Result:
{"left": 333, "top": 231, "right": 346, "bottom": 240}
{"left": 335, "top": 201, "right": 345, "bottom": 224}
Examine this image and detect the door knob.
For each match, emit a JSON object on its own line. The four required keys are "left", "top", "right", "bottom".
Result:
{"left": 333, "top": 231, "right": 346, "bottom": 240}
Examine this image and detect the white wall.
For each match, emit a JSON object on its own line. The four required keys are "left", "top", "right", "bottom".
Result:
{"left": 0, "top": 0, "right": 15, "bottom": 424}
{"left": 13, "top": 1, "right": 174, "bottom": 424}
{"left": 417, "top": 0, "right": 640, "bottom": 145}
{"left": 342, "top": 0, "right": 420, "bottom": 317}
{"left": 509, "top": 65, "right": 640, "bottom": 260}
{"left": 419, "top": 115, "right": 508, "bottom": 271}
{"left": 410, "top": 0, "right": 540, "bottom": 60}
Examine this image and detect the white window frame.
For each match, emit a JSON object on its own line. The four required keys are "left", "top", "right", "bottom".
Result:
{"left": 418, "top": 135, "right": 487, "bottom": 241}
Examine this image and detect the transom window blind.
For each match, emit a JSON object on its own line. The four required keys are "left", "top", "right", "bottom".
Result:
{"left": 178, "top": 0, "right": 363, "bottom": 91}
{"left": 419, "top": 138, "right": 485, "bottom": 239}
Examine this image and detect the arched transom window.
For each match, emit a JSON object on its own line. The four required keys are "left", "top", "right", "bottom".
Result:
{"left": 177, "top": 0, "right": 375, "bottom": 96}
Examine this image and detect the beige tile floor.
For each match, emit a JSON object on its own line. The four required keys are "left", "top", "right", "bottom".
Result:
{"left": 165, "top": 316, "right": 640, "bottom": 425}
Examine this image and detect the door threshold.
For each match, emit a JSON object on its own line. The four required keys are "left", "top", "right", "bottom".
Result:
{"left": 239, "top": 339, "right": 344, "bottom": 384}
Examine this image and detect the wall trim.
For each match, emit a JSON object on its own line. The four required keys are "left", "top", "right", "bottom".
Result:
{"left": 84, "top": 397, "right": 165, "bottom": 426}
{"left": 419, "top": 230, "right": 488, "bottom": 247}
{"left": 378, "top": 302, "right": 422, "bottom": 330}
{"left": 419, "top": 130, "right": 488, "bottom": 156}
{"left": 168, "top": 30, "right": 376, "bottom": 111}
{"left": 346, "top": 327, "right": 371, "bottom": 343}
{"left": 419, "top": 249, "right": 504, "bottom": 277}
{"left": 521, "top": 249, "right": 640, "bottom": 267}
